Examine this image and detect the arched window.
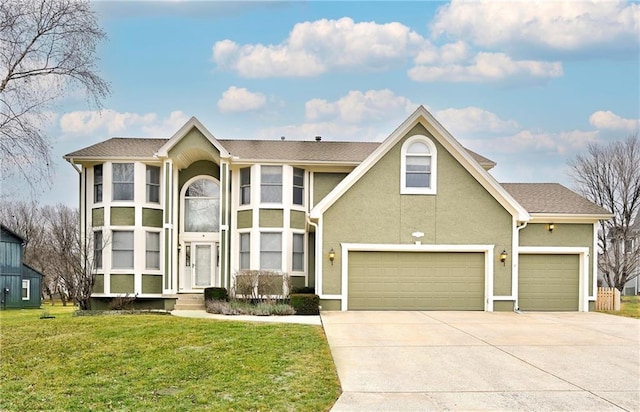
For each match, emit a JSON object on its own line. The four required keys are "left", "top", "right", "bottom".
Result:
{"left": 401, "top": 135, "right": 437, "bottom": 194}
{"left": 183, "top": 178, "right": 220, "bottom": 232}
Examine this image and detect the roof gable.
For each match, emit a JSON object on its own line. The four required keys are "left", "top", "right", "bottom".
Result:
{"left": 156, "top": 117, "right": 230, "bottom": 162}
{"left": 310, "top": 106, "right": 530, "bottom": 221}
{"left": 1, "top": 224, "right": 24, "bottom": 243}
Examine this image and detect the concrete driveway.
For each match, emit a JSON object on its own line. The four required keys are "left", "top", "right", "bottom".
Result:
{"left": 321, "top": 311, "right": 640, "bottom": 411}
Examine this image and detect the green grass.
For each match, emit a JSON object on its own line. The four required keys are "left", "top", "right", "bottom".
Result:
{"left": 0, "top": 304, "right": 341, "bottom": 411}
{"left": 598, "top": 295, "right": 640, "bottom": 319}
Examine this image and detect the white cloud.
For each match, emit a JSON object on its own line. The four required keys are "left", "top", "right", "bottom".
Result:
{"left": 589, "top": 110, "right": 640, "bottom": 131}
{"left": 435, "top": 107, "right": 519, "bottom": 135}
{"left": 212, "top": 17, "right": 426, "bottom": 77}
{"left": 305, "top": 89, "right": 416, "bottom": 123}
{"left": 409, "top": 52, "right": 563, "bottom": 82}
{"left": 472, "top": 129, "right": 599, "bottom": 156}
{"left": 217, "top": 86, "right": 267, "bottom": 113}
{"left": 59, "top": 110, "right": 188, "bottom": 137}
{"left": 431, "top": 0, "right": 639, "bottom": 54}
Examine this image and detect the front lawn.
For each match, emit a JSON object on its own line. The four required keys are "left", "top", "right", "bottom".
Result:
{"left": 0, "top": 305, "right": 340, "bottom": 411}
{"left": 598, "top": 295, "right": 640, "bottom": 319}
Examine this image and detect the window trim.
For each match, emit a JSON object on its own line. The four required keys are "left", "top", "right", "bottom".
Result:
{"left": 239, "top": 232, "right": 251, "bottom": 270}
{"left": 292, "top": 167, "right": 305, "bottom": 206}
{"left": 240, "top": 167, "right": 251, "bottom": 206}
{"left": 94, "top": 230, "right": 103, "bottom": 270}
{"left": 400, "top": 135, "right": 437, "bottom": 195}
{"left": 21, "top": 279, "right": 30, "bottom": 301}
{"left": 112, "top": 163, "right": 135, "bottom": 201}
{"left": 292, "top": 232, "right": 305, "bottom": 273}
{"left": 260, "top": 165, "right": 283, "bottom": 204}
{"left": 260, "top": 231, "right": 282, "bottom": 271}
{"left": 180, "top": 176, "right": 221, "bottom": 234}
{"left": 94, "top": 164, "right": 103, "bottom": 203}
{"left": 145, "top": 231, "right": 161, "bottom": 270}
{"left": 146, "top": 165, "right": 161, "bottom": 204}
{"left": 111, "top": 230, "right": 134, "bottom": 269}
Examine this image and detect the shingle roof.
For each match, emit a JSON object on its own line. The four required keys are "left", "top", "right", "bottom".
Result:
{"left": 501, "top": 183, "right": 611, "bottom": 215}
{"left": 64, "top": 137, "right": 496, "bottom": 167}
{"left": 64, "top": 138, "right": 167, "bottom": 158}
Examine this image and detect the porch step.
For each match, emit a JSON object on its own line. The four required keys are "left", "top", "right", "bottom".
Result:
{"left": 172, "top": 293, "right": 205, "bottom": 311}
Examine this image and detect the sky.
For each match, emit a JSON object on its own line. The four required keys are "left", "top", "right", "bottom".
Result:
{"left": 4, "top": 0, "right": 640, "bottom": 207}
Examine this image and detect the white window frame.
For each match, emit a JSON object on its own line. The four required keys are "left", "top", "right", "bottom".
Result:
{"left": 292, "top": 232, "right": 305, "bottom": 273}
{"left": 260, "top": 165, "right": 283, "bottom": 204}
{"left": 400, "top": 135, "right": 437, "bottom": 195}
{"left": 260, "top": 231, "right": 282, "bottom": 271}
{"left": 145, "top": 231, "right": 161, "bottom": 270}
{"left": 94, "top": 230, "right": 103, "bottom": 270}
{"left": 292, "top": 167, "right": 305, "bottom": 206}
{"left": 93, "top": 164, "right": 103, "bottom": 203}
{"left": 239, "top": 232, "right": 251, "bottom": 270}
{"left": 112, "top": 163, "right": 135, "bottom": 201}
{"left": 112, "top": 230, "right": 134, "bottom": 269}
{"left": 146, "top": 165, "right": 161, "bottom": 203}
{"left": 240, "top": 167, "right": 251, "bottom": 206}
{"left": 21, "top": 279, "right": 30, "bottom": 301}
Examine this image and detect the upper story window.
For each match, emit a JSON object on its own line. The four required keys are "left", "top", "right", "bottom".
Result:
{"left": 240, "top": 167, "right": 251, "bottom": 205}
{"left": 184, "top": 178, "right": 220, "bottom": 232}
{"left": 261, "top": 166, "right": 282, "bottom": 203}
{"left": 146, "top": 166, "right": 160, "bottom": 203}
{"left": 293, "top": 168, "right": 304, "bottom": 206}
{"left": 400, "top": 136, "right": 437, "bottom": 195}
{"left": 94, "top": 164, "right": 103, "bottom": 203}
{"left": 113, "top": 163, "right": 134, "bottom": 201}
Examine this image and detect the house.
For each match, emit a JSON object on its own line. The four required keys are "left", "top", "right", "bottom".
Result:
{"left": 63, "top": 106, "right": 612, "bottom": 312}
{"left": 0, "top": 225, "right": 43, "bottom": 309}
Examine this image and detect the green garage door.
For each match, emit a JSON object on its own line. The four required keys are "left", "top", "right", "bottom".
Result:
{"left": 519, "top": 254, "right": 579, "bottom": 311}
{"left": 348, "top": 251, "right": 484, "bottom": 310}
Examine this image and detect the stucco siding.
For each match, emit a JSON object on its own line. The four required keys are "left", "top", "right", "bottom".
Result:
{"left": 237, "top": 210, "right": 252, "bottom": 229}
{"left": 322, "top": 123, "right": 512, "bottom": 295}
{"left": 92, "top": 208, "right": 104, "bottom": 227}
{"left": 142, "top": 208, "right": 163, "bottom": 228}
{"left": 313, "top": 173, "right": 348, "bottom": 206}
{"left": 259, "top": 209, "right": 284, "bottom": 228}
{"left": 110, "top": 207, "right": 135, "bottom": 226}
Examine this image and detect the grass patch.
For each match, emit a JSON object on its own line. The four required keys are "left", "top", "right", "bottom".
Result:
{"left": 598, "top": 295, "right": 640, "bottom": 319}
{"left": 1, "top": 304, "right": 340, "bottom": 411}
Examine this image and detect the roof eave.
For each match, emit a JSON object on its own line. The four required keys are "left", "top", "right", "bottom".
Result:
{"left": 529, "top": 213, "right": 615, "bottom": 224}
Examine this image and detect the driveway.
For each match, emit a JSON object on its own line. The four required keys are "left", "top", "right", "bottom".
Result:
{"left": 321, "top": 311, "right": 639, "bottom": 411}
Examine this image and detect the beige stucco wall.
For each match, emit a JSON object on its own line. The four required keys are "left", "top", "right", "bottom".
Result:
{"left": 313, "top": 172, "right": 348, "bottom": 206}
{"left": 322, "top": 123, "right": 513, "bottom": 295}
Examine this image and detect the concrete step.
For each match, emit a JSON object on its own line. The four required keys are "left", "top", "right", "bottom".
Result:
{"left": 173, "top": 302, "right": 206, "bottom": 311}
{"left": 173, "top": 293, "right": 205, "bottom": 311}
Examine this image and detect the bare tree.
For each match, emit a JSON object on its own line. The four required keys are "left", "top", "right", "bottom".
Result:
{"left": 569, "top": 135, "right": 640, "bottom": 291}
{"left": 0, "top": 0, "right": 109, "bottom": 187}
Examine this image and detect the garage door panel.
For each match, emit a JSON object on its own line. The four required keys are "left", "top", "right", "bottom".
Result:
{"left": 348, "top": 251, "right": 484, "bottom": 310}
{"left": 519, "top": 254, "right": 579, "bottom": 311}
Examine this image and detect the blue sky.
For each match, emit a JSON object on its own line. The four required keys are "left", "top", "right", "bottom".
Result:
{"left": 7, "top": 0, "right": 640, "bottom": 206}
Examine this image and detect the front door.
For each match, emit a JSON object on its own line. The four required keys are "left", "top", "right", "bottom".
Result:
{"left": 192, "top": 243, "right": 214, "bottom": 289}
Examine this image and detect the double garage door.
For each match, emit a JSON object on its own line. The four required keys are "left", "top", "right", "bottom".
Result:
{"left": 347, "top": 251, "right": 580, "bottom": 311}
{"left": 348, "top": 251, "right": 485, "bottom": 310}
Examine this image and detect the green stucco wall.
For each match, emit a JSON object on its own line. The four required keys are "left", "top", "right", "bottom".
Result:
{"left": 170, "top": 127, "right": 221, "bottom": 168}
{"left": 110, "top": 274, "right": 134, "bottom": 294}
{"left": 291, "top": 276, "right": 306, "bottom": 289}
{"left": 314, "top": 173, "right": 348, "bottom": 206}
{"left": 259, "top": 209, "right": 283, "bottom": 228}
{"left": 110, "top": 207, "right": 135, "bottom": 226}
{"left": 237, "top": 210, "right": 252, "bottom": 229}
{"left": 307, "top": 233, "right": 316, "bottom": 289}
{"left": 322, "top": 123, "right": 513, "bottom": 296}
{"left": 290, "top": 210, "right": 306, "bottom": 229}
{"left": 519, "top": 223, "right": 595, "bottom": 292}
{"left": 92, "top": 208, "right": 104, "bottom": 227}
{"left": 142, "top": 208, "right": 163, "bottom": 228}
{"left": 142, "top": 274, "right": 163, "bottom": 294}
{"left": 178, "top": 160, "right": 220, "bottom": 190}
{"left": 93, "top": 274, "right": 104, "bottom": 293}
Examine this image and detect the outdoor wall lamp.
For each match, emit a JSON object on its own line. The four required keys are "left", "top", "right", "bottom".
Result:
{"left": 500, "top": 250, "right": 508, "bottom": 266}
{"left": 548, "top": 223, "right": 555, "bottom": 233}
{"left": 329, "top": 248, "right": 335, "bottom": 265}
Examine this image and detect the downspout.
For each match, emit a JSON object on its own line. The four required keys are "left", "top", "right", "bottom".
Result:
{"left": 513, "top": 221, "right": 528, "bottom": 312}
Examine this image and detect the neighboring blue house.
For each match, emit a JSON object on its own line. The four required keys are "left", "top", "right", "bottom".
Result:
{"left": 0, "top": 225, "right": 42, "bottom": 309}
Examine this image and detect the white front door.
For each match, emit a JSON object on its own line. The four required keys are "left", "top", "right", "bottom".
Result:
{"left": 192, "top": 243, "right": 214, "bottom": 289}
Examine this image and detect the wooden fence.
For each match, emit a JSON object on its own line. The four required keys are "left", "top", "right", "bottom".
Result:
{"left": 596, "top": 287, "right": 620, "bottom": 311}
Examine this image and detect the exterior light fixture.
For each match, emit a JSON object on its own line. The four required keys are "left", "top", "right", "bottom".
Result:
{"left": 329, "top": 248, "right": 335, "bottom": 265}
{"left": 411, "top": 231, "right": 424, "bottom": 245}
{"left": 548, "top": 223, "right": 555, "bottom": 232}
{"left": 500, "top": 250, "right": 508, "bottom": 266}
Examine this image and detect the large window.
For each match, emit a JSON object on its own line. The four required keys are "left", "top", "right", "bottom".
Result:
{"left": 94, "top": 231, "right": 103, "bottom": 269}
{"left": 112, "top": 231, "right": 134, "bottom": 269}
{"left": 184, "top": 178, "right": 220, "bottom": 232}
{"left": 146, "top": 232, "right": 160, "bottom": 269}
{"left": 239, "top": 233, "right": 250, "bottom": 270}
{"left": 260, "top": 232, "right": 282, "bottom": 270}
{"left": 21, "top": 279, "right": 29, "bottom": 300}
{"left": 146, "top": 166, "right": 160, "bottom": 203}
{"left": 94, "top": 164, "right": 103, "bottom": 203}
{"left": 261, "top": 166, "right": 282, "bottom": 203}
{"left": 292, "top": 233, "right": 304, "bottom": 272}
{"left": 293, "top": 168, "right": 304, "bottom": 205}
{"left": 240, "top": 167, "right": 251, "bottom": 205}
{"left": 401, "top": 136, "right": 437, "bottom": 195}
{"left": 113, "top": 163, "right": 134, "bottom": 201}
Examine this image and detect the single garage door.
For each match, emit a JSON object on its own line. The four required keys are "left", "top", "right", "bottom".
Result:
{"left": 519, "top": 254, "right": 579, "bottom": 311}
{"left": 348, "top": 251, "right": 484, "bottom": 310}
